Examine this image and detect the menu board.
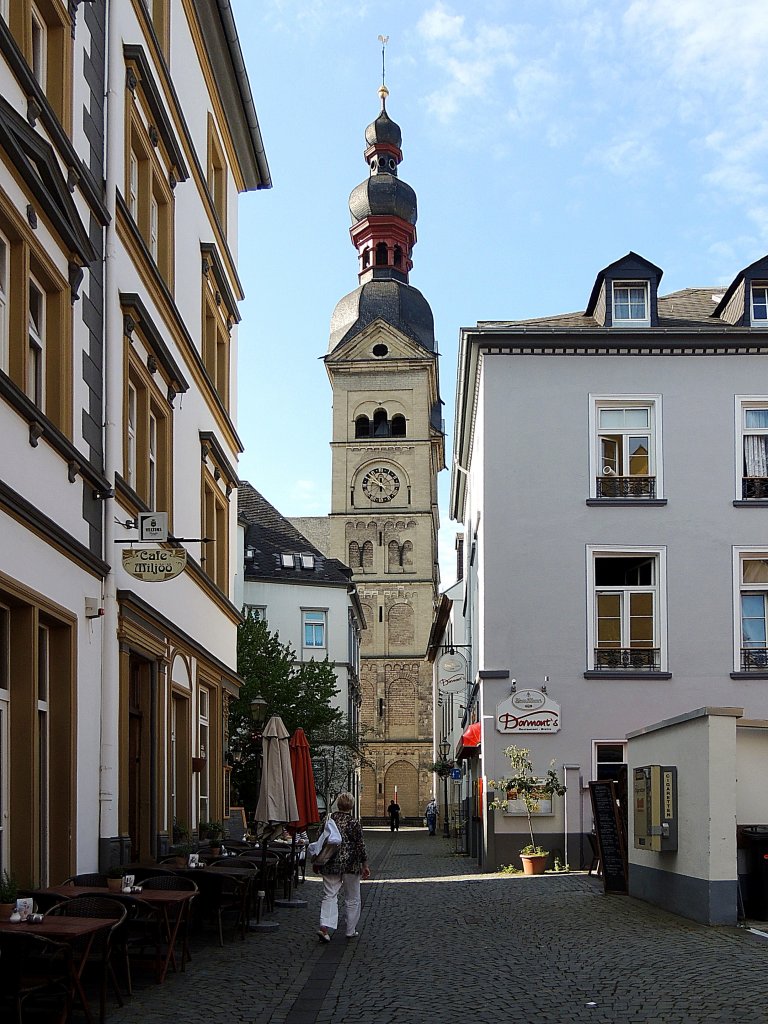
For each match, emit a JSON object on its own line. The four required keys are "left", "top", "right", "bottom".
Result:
{"left": 589, "top": 781, "right": 628, "bottom": 894}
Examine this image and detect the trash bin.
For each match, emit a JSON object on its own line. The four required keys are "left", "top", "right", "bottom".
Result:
{"left": 739, "top": 825, "right": 768, "bottom": 920}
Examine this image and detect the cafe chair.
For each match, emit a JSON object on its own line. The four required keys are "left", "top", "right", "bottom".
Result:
{"left": 129, "top": 865, "right": 176, "bottom": 883}
{"left": 140, "top": 875, "right": 198, "bottom": 972}
{"left": 191, "top": 871, "right": 249, "bottom": 946}
{"left": 46, "top": 895, "right": 127, "bottom": 1024}
{"left": 62, "top": 872, "right": 108, "bottom": 887}
{"left": 0, "top": 931, "right": 74, "bottom": 1024}
{"left": 104, "top": 892, "right": 162, "bottom": 994}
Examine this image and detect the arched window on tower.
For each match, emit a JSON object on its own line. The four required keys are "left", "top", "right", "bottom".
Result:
{"left": 401, "top": 540, "right": 413, "bottom": 569}
{"left": 355, "top": 415, "right": 370, "bottom": 438}
{"left": 391, "top": 415, "right": 406, "bottom": 437}
{"left": 348, "top": 541, "right": 362, "bottom": 568}
{"left": 387, "top": 540, "right": 401, "bottom": 571}
{"left": 375, "top": 242, "right": 388, "bottom": 266}
{"left": 393, "top": 245, "right": 403, "bottom": 268}
{"left": 373, "top": 408, "right": 389, "bottom": 437}
{"left": 361, "top": 541, "right": 373, "bottom": 568}
{"left": 362, "top": 247, "right": 370, "bottom": 269}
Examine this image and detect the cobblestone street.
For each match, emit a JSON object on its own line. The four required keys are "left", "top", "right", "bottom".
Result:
{"left": 107, "top": 829, "right": 768, "bottom": 1024}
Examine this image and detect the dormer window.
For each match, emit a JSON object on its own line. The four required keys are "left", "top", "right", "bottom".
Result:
{"left": 300, "top": 554, "right": 315, "bottom": 570}
{"left": 751, "top": 284, "right": 768, "bottom": 326}
{"left": 612, "top": 282, "right": 649, "bottom": 326}
{"left": 280, "top": 553, "right": 295, "bottom": 569}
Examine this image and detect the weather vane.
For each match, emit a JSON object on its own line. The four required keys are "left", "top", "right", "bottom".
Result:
{"left": 377, "top": 34, "right": 389, "bottom": 107}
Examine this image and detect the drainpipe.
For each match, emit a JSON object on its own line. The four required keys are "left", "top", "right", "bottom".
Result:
{"left": 99, "top": 0, "right": 122, "bottom": 864}
{"left": 562, "top": 764, "right": 581, "bottom": 869}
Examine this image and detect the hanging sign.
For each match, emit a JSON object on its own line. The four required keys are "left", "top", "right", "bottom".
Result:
{"left": 122, "top": 548, "right": 187, "bottom": 581}
{"left": 495, "top": 688, "right": 561, "bottom": 733}
{"left": 437, "top": 651, "right": 467, "bottom": 689}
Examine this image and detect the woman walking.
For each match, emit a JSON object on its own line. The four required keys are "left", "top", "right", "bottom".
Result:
{"left": 315, "top": 792, "right": 371, "bottom": 941}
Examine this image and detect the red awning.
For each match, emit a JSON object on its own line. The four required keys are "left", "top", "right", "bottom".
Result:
{"left": 462, "top": 722, "right": 481, "bottom": 747}
{"left": 456, "top": 721, "right": 481, "bottom": 760}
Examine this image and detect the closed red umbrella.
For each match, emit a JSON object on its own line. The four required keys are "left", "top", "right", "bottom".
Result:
{"left": 289, "top": 728, "right": 320, "bottom": 830}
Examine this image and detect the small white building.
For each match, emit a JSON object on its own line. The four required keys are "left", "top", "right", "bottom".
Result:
{"left": 236, "top": 481, "right": 364, "bottom": 728}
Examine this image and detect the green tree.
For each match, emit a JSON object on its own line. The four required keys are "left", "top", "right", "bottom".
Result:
{"left": 230, "top": 613, "right": 344, "bottom": 814}
{"left": 311, "top": 719, "right": 371, "bottom": 812}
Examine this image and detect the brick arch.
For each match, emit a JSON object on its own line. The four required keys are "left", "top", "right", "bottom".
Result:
{"left": 384, "top": 760, "right": 419, "bottom": 817}
{"left": 360, "top": 680, "right": 375, "bottom": 723}
{"left": 348, "top": 541, "right": 361, "bottom": 567}
{"left": 360, "top": 764, "right": 377, "bottom": 818}
{"left": 361, "top": 541, "right": 373, "bottom": 567}
{"left": 401, "top": 540, "right": 413, "bottom": 568}
{"left": 387, "top": 539, "right": 400, "bottom": 570}
{"left": 386, "top": 676, "right": 417, "bottom": 738}
{"left": 387, "top": 602, "right": 414, "bottom": 646}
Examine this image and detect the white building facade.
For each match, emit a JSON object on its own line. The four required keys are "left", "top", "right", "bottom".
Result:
{"left": 451, "top": 252, "right": 768, "bottom": 871}
{"left": 0, "top": 1, "right": 269, "bottom": 885}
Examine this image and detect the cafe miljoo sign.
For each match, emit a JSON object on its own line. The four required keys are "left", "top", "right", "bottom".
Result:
{"left": 122, "top": 548, "right": 187, "bottom": 581}
{"left": 495, "top": 688, "right": 561, "bottom": 734}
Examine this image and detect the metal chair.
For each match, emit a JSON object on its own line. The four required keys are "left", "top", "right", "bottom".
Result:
{"left": 190, "top": 871, "right": 249, "bottom": 945}
{"left": 62, "top": 872, "right": 108, "bottom": 887}
{"left": 103, "top": 892, "right": 162, "bottom": 994}
{"left": 129, "top": 865, "right": 177, "bottom": 883}
{"left": 140, "top": 875, "right": 198, "bottom": 972}
{"left": 45, "top": 895, "right": 127, "bottom": 1024}
{"left": 0, "top": 931, "right": 73, "bottom": 1024}
{"left": 17, "top": 888, "right": 70, "bottom": 914}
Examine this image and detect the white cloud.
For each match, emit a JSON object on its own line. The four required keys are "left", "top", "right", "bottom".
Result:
{"left": 590, "top": 133, "right": 658, "bottom": 178}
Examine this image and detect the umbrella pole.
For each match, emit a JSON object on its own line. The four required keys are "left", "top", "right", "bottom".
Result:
{"left": 249, "top": 824, "right": 280, "bottom": 932}
{"left": 274, "top": 832, "right": 307, "bottom": 909}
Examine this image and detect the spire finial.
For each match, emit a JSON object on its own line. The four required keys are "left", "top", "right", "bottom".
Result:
{"left": 377, "top": 35, "right": 389, "bottom": 109}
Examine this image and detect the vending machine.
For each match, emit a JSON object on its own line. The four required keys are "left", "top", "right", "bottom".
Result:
{"left": 633, "top": 765, "right": 678, "bottom": 852}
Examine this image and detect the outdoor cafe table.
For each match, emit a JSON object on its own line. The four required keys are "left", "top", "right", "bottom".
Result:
{"left": 0, "top": 913, "right": 112, "bottom": 1024}
{"left": 44, "top": 884, "right": 196, "bottom": 984}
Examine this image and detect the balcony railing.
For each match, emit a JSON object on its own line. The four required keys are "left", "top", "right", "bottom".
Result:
{"left": 741, "top": 648, "right": 768, "bottom": 671}
{"left": 742, "top": 477, "right": 768, "bottom": 500}
{"left": 596, "top": 475, "right": 656, "bottom": 498}
{"left": 594, "top": 647, "right": 661, "bottom": 671}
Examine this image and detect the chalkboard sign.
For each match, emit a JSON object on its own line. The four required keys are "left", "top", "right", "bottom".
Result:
{"left": 589, "top": 781, "right": 628, "bottom": 894}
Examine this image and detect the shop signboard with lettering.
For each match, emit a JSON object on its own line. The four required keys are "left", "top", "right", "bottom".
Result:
{"left": 437, "top": 651, "right": 467, "bottom": 689}
{"left": 122, "top": 548, "right": 187, "bottom": 581}
{"left": 495, "top": 688, "right": 561, "bottom": 733}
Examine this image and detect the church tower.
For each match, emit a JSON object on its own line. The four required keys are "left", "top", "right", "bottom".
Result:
{"left": 325, "top": 86, "right": 444, "bottom": 822}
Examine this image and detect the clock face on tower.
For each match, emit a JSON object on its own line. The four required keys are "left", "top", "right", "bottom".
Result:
{"left": 361, "top": 466, "right": 400, "bottom": 503}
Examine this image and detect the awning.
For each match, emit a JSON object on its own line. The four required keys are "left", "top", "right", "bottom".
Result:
{"left": 456, "top": 721, "right": 481, "bottom": 760}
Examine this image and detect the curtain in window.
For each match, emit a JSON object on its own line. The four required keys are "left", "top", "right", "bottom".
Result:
{"left": 744, "top": 435, "right": 768, "bottom": 477}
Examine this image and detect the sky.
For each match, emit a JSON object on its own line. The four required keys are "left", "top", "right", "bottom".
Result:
{"left": 231, "top": 0, "right": 768, "bottom": 585}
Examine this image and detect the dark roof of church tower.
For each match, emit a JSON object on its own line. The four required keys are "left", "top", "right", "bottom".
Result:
{"left": 365, "top": 108, "right": 402, "bottom": 149}
{"left": 329, "top": 279, "right": 435, "bottom": 353}
{"left": 327, "top": 89, "right": 435, "bottom": 355}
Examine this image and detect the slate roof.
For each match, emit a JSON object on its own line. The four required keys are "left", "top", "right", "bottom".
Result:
{"left": 478, "top": 288, "right": 732, "bottom": 331}
{"left": 238, "top": 481, "right": 352, "bottom": 586}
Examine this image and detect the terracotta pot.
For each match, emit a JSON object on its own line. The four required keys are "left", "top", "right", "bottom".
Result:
{"left": 210, "top": 845, "right": 222, "bottom": 856}
{"left": 520, "top": 853, "right": 548, "bottom": 876}
{"left": 174, "top": 856, "right": 187, "bottom": 868}
{"left": 0, "top": 902, "right": 15, "bottom": 920}
{"left": 107, "top": 877, "right": 123, "bottom": 892}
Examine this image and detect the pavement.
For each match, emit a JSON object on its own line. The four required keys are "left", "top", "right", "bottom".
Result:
{"left": 104, "top": 828, "right": 768, "bottom": 1024}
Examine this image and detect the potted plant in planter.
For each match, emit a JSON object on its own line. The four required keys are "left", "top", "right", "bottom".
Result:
{"left": 0, "top": 869, "right": 18, "bottom": 919}
{"left": 490, "top": 745, "right": 566, "bottom": 875}
{"left": 200, "top": 821, "right": 225, "bottom": 854}
{"left": 106, "top": 866, "right": 124, "bottom": 892}
{"left": 172, "top": 840, "right": 196, "bottom": 868}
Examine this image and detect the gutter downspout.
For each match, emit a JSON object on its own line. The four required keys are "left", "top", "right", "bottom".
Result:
{"left": 99, "top": 0, "right": 122, "bottom": 863}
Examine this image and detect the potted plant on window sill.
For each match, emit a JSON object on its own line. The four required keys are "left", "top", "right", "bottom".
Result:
{"left": 490, "top": 745, "right": 566, "bottom": 876}
{"left": 200, "top": 820, "right": 225, "bottom": 855}
{"left": 0, "top": 870, "right": 18, "bottom": 919}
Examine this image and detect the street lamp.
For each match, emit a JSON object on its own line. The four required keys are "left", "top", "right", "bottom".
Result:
{"left": 438, "top": 739, "right": 451, "bottom": 838}
{"left": 249, "top": 696, "right": 269, "bottom": 831}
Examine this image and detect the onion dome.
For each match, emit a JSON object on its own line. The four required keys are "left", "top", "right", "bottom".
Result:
{"left": 348, "top": 175, "right": 417, "bottom": 225}
{"left": 365, "top": 108, "right": 402, "bottom": 150}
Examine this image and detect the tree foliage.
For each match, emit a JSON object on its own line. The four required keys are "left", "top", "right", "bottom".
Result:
{"left": 311, "top": 719, "right": 371, "bottom": 812}
{"left": 230, "top": 613, "right": 344, "bottom": 814}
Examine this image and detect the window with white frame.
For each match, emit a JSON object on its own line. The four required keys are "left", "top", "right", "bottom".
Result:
{"left": 735, "top": 551, "right": 768, "bottom": 672}
{"left": 30, "top": 3, "right": 47, "bottom": 90}
{"left": 591, "top": 397, "right": 660, "bottom": 499}
{"left": 751, "top": 284, "right": 768, "bottom": 326}
{"left": 0, "top": 233, "right": 7, "bottom": 374}
{"left": 302, "top": 610, "right": 326, "bottom": 649}
{"left": 593, "top": 741, "right": 626, "bottom": 784}
{"left": 244, "top": 605, "right": 267, "bottom": 624}
{"left": 612, "top": 281, "right": 649, "bottom": 326}
{"left": 198, "top": 686, "right": 210, "bottom": 825}
{"left": 588, "top": 548, "right": 665, "bottom": 672}
{"left": 37, "top": 623, "right": 50, "bottom": 882}
{"left": 148, "top": 410, "right": 157, "bottom": 509}
{"left": 27, "top": 277, "right": 45, "bottom": 408}
{"left": 738, "top": 400, "right": 768, "bottom": 500}
{"left": 127, "top": 382, "right": 137, "bottom": 490}
{"left": 128, "top": 150, "right": 139, "bottom": 220}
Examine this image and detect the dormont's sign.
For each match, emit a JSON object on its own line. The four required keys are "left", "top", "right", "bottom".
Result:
{"left": 495, "top": 689, "right": 561, "bottom": 734}
{"left": 437, "top": 651, "right": 467, "bottom": 689}
{"left": 122, "top": 548, "right": 187, "bottom": 581}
